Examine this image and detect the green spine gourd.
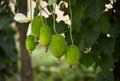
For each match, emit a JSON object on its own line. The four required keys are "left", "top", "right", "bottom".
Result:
{"left": 49, "top": 34, "right": 67, "bottom": 59}
{"left": 65, "top": 45, "right": 80, "bottom": 68}
{"left": 39, "top": 25, "right": 52, "bottom": 46}
{"left": 26, "top": 35, "right": 36, "bottom": 54}
{"left": 31, "top": 16, "right": 42, "bottom": 39}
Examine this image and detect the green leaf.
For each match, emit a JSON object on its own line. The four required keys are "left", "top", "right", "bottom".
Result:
{"left": 0, "top": 16, "right": 12, "bottom": 29}
{"left": 80, "top": 43, "right": 102, "bottom": 68}
{"left": 91, "top": 44, "right": 101, "bottom": 57}
{"left": 95, "top": 71, "right": 114, "bottom": 81}
{"left": 0, "top": 72, "right": 6, "bottom": 81}
{"left": 81, "top": 22, "right": 100, "bottom": 46}
{"left": 81, "top": 0, "right": 109, "bottom": 21}
{"left": 93, "top": 14, "right": 111, "bottom": 34}
{"left": 109, "top": 22, "right": 120, "bottom": 38}
{"left": 113, "top": 38, "right": 120, "bottom": 62}
{"left": 47, "top": 16, "right": 67, "bottom": 34}
{"left": 72, "top": 1, "right": 85, "bottom": 32}
{"left": 0, "top": 35, "right": 18, "bottom": 61}
{"left": 79, "top": 40, "right": 85, "bottom": 51}
{"left": 70, "top": 0, "right": 76, "bottom": 6}
{"left": 98, "top": 36, "right": 116, "bottom": 55}
{"left": 72, "top": 32, "right": 81, "bottom": 46}
{"left": 101, "top": 54, "right": 114, "bottom": 73}
{"left": 95, "top": 54, "right": 114, "bottom": 81}
{"left": 65, "top": 29, "right": 81, "bottom": 46}
{"left": 56, "top": 21, "right": 67, "bottom": 34}
{"left": 80, "top": 52, "right": 95, "bottom": 68}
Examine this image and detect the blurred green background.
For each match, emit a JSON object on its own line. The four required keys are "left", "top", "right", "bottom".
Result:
{"left": 7, "top": 43, "right": 96, "bottom": 81}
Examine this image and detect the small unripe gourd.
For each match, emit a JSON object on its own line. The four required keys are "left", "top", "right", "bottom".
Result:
{"left": 31, "top": 16, "right": 42, "bottom": 39}
{"left": 39, "top": 25, "right": 52, "bottom": 47}
{"left": 26, "top": 35, "right": 36, "bottom": 54}
{"left": 49, "top": 34, "right": 67, "bottom": 60}
{"left": 65, "top": 45, "right": 80, "bottom": 68}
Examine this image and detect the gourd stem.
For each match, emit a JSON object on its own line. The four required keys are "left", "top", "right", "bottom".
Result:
{"left": 49, "top": 4, "right": 57, "bottom": 34}
{"left": 38, "top": 0, "right": 44, "bottom": 26}
{"left": 30, "top": 0, "right": 32, "bottom": 20}
{"left": 69, "top": 0, "right": 74, "bottom": 44}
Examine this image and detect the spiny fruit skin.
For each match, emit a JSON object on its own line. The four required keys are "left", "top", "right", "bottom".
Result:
{"left": 31, "top": 16, "right": 42, "bottom": 38}
{"left": 49, "top": 34, "right": 67, "bottom": 59}
{"left": 26, "top": 35, "right": 36, "bottom": 53}
{"left": 39, "top": 25, "right": 52, "bottom": 46}
{"left": 65, "top": 45, "right": 80, "bottom": 67}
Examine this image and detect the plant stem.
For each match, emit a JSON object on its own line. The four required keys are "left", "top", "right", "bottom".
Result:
{"left": 38, "top": 0, "right": 44, "bottom": 25}
{"left": 53, "top": 4, "right": 57, "bottom": 34}
{"left": 40, "top": 6, "right": 50, "bottom": 15}
{"left": 30, "top": 0, "right": 32, "bottom": 20}
{"left": 49, "top": 4, "right": 57, "bottom": 34}
{"left": 69, "top": 0, "right": 74, "bottom": 44}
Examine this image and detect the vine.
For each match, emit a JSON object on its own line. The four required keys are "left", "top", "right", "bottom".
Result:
{"left": 37, "top": 0, "right": 44, "bottom": 25}
{"left": 30, "top": 0, "right": 32, "bottom": 20}
{"left": 69, "top": 0, "right": 74, "bottom": 44}
{"left": 49, "top": 3, "right": 57, "bottom": 34}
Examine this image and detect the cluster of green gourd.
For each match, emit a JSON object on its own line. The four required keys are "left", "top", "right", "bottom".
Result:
{"left": 26, "top": 16, "right": 80, "bottom": 68}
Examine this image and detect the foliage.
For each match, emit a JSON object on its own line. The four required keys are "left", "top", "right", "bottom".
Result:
{"left": 1, "top": 0, "right": 120, "bottom": 81}
{"left": 0, "top": 0, "right": 18, "bottom": 81}
{"left": 27, "top": 0, "right": 120, "bottom": 81}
